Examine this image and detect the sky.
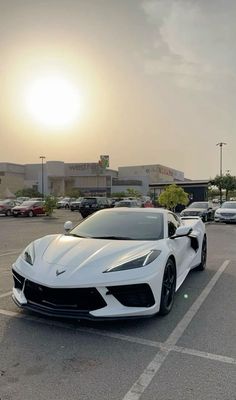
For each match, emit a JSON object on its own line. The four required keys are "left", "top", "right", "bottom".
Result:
{"left": 0, "top": 0, "right": 236, "bottom": 179}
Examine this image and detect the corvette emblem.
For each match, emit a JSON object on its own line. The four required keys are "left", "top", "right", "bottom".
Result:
{"left": 56, "top": 269, "right": 66, "bottom": 276}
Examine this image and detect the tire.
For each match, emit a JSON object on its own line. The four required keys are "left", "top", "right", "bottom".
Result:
{"left": 203, "top": 215, "right": 207, "bottom": 223}
{"left": 5, "top": 210, "right": 11, "bottom": 216}
{"left": 196, "top": 235, "right": 207, "bottom": 271}
{"left": 28, "top": 210, "right": 34, "bottom": 217}
{"left": 159, "top": 258, "right": 176, "bottom": 316}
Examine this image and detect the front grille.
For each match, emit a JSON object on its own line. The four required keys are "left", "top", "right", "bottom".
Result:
{"left": 107, "top": 284, "right": 155, "bottom": 308}
{"left": 12, "top": 269, "right": 25, "bottom": 290}
{"left": 220, "top": 213, "right": 236, "bottom": 217}
{"left": 23, "top": 280, "right": 107, "bottom": 312}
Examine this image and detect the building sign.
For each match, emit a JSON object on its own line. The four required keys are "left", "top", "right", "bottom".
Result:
{"left": 68, "top": 163, "right": 99, "bottom": 172}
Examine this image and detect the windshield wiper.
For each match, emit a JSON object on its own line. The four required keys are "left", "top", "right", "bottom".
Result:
{"left": 91, "top": 235, "right": 133, "bottom": 240}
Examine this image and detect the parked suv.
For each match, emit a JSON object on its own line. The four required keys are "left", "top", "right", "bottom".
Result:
{"left": 180, "top": 201, "right": 214, "bottom": 222}
{"left": 79, "top": 197, "right": 111, "bottom": 218}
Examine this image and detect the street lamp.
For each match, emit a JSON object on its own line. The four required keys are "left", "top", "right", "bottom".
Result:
{"left": 39, "top": 156, "right": 46, "bottom": 199}
{"left": 216, "top": 142, "right": 227, "bottom": 203}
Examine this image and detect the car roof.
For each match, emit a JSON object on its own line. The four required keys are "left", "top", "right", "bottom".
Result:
{"left": 100, "top": 207, "right": 168, "bottom": 214}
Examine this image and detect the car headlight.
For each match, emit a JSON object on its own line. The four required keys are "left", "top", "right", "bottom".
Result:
{"left": 22, "top": 242, "right": 35, "bottom": 266}
{"left": 104, "top": 250, "right": 161, "bottom": 273}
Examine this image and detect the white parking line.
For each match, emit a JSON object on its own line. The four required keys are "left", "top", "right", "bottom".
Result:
{"left": 0, "top": 250, "right": 21, "bottom": 257}
{"left": 122, "top": 259, "right": 231, "bottom": 400}
{"left": 0, "top": 307, "right": 235, "bottom": 368}
{"left": 173, "top": 345, "right": 236, "bottom": 366}
{"left": 0, "top": 259, "right": 233, "bottom": 397}
{"left": 0, "top": 291, "right": 12, "bottom": 299}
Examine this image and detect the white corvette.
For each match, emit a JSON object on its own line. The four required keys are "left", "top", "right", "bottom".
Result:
{"left": 12, "top": 208, "right": 207, "bottom": 320}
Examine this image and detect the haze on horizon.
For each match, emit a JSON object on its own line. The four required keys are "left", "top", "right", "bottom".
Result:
{"left": 0, "top": 0, "right": 236, "bottom": 180}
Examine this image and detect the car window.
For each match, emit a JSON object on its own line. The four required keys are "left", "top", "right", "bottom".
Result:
{"left": 167, "top": 213, "right": 179, "bottom": 237}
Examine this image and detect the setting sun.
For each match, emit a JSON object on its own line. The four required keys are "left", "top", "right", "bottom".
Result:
{"left": 24, "top": 76, "right": 82, "bottom": 128}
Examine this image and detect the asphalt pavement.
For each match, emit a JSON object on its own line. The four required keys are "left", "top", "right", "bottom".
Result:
{"left": 0, "top": 210, "right": 236, "bottom": 400}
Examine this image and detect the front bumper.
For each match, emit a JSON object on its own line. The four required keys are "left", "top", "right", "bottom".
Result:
{"left": 214, "top": 215, "right": 236, "bottom": 222}
{"left": 12, "top": 269, "right": 158, "bottom": 320}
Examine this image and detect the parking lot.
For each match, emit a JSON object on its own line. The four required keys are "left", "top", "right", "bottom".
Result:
{"left": 0, "top": 210, "right": 236, "bottom": 400}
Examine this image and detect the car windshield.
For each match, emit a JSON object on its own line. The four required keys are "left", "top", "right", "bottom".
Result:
{"left": 81, "top": 198, "right": 97, "bottom": 205}
{"left": 221, "top": 202, "right": 236, "bottom": 209}
{"left": 188, "top": 202, "right": 208, "bottom": 209}
{"left": 1, "top": 200, "right": 11, "bottom": 204}
{"left": 20, "top": 201, "right": 37, "bottom": 206}
{"left": 70, "top": 210, "right": 164, "bottom": 241}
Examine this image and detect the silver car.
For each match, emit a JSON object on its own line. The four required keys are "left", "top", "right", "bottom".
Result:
{"left": 214, "top": 201, "right": 236, "bottom": 223}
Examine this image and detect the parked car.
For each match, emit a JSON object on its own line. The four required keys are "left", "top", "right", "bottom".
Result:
{"left": 12, "top": 208, "right": 206, "bottom": 319}
{"left": 57, "top": 197, "right": 75, "bottom": 209}
{"left": 79, "top": 197, "right": 111, "bottom": 218}
{"left": 180, "top": 201, "right": 214, "bottom": 222}
{"left": 214, "top": 201, "right": 236, "bottom": 223}
{"left": 114, "top": 199, "right": 141, "bottom": 208}
{"left": 70, "top": 197, "right": 83, "bottom": 212}
{"left": 12, "top": 201, "right": 45, "bottom": 217}
{"left": 0, "top": 199, "right": 20, "bottom": 216}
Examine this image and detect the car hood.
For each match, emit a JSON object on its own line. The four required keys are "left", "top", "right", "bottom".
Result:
{"left": 19, "top": 234, "right": 162, "bottom": 286}
{"left": 12, "top": 205, "right": 29, "bottom": 210}
{"left": 216, "top": 208, "right": 236, "bottom": 214}
{"left": 182, "top": 208, "right": 206, "bottom": 213}
{"left": 42, "top": 235, "right": 157, "bottom": 270}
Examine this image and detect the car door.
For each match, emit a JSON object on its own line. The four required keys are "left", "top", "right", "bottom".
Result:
{"left": 167, "top": 213, "right": 192, "bottom": 279}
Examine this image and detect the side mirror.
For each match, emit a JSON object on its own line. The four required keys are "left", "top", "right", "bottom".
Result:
{"left": 171, "top": 226, "right": 192, "bottom": 239}
{"left": 64, "top": 220, "right": 73, "bottom": 233}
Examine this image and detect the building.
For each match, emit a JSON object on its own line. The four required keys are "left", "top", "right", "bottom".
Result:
{"left": 149, "top": 180, "right": 210, "bottom": 206}
{"left": 0, "top": 161, "right": 118, "bottom": 198}
{"left": 0, "top": 163, "right": 25, "bottom": 198}
{"left": 0, "top": 160, "right": 186, "bottom": 198}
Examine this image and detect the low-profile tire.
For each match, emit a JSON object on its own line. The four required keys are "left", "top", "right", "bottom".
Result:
{"left": 28, "top": 210, "right": 34, "bottom": 217}
{"left": 159, "top": 258, "right": 176, "bottom": 316}
{"left": 196, "top": 235, "right": 207, "bottom": 271}
{"left": 5, "top": 210, "right": 12, "bottom": 216}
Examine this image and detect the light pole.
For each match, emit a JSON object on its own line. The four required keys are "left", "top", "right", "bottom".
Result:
{"left": 39, "top": 156, "right": 46, "bottom": 199}
{"left": 216, "top": 142, "right": 227, "bottom": 203}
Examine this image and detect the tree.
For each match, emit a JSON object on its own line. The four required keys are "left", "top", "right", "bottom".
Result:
{"left": 44, "top": 196, "right": 57, "bottom": 217}
{"left": 158, "top": 184, "right": 189, "bottom": 211}
{"left": 126, "top": 188, "right": 141, "bottom": 198}
{"left": 110, "top": 192, "right": 127, "bottom": 198}
{"left": 211, "top": 174, "right": 236, "bottom": 201}
{"left": 15, "top": 188, "right": 41, "bottom": 198}
{"left": 65, "top": 188, "right": 82, "bottom": 198}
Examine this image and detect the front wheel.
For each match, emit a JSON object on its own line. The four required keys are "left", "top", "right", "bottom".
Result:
{"left": 5, "top": 210, "right": 12, "bottom": 216}
{"left": 196, "top": 236, "right": 207, "bottom": 271}
{"left": 28, "top": 210, "right": 34, "bottom": 217}
{"left": 159, "top": 258, "right": 176, "bottom": 316}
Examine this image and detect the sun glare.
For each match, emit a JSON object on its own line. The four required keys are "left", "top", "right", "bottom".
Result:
{"left": 25, "top": 76, "right": 81, "bottom": 128}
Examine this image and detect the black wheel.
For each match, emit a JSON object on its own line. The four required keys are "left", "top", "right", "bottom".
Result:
{"left": 28, "top": 210, "right": 34, "bottom": 217}
{"left": 159, "top": 258, "right": 176, "bottom": 316}
{"left": 196, "top": 235, "right": 207, "bottom": 271}
{"left": 203, "top": 215, "right": 207, "bottom": 222}
{"left": 5, "top": 210, "right": 11, "bottom": 216}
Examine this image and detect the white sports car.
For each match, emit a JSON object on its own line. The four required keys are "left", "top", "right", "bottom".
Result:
{"left": 12, "top": 208, "right": 207, "bottom": 320}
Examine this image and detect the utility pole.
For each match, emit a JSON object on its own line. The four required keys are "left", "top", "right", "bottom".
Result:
{"left": 216, "top": 142, "right": 227, "bottom": 204}
{"left": 39, "top": 156, "right": 46, "bottom": 199}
